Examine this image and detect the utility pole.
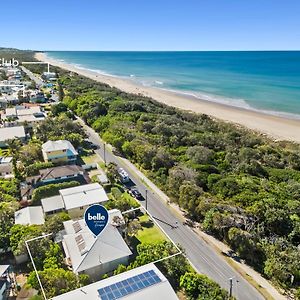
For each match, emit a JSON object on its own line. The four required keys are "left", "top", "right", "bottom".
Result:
{"left": 145, "top": 189, "right": 148, "bottom": 210}
{"left": 103, "top": 143, "right": 106, "bottom": 165}
{"left": 229, "top": 278, "right": 233, "bottom": 298}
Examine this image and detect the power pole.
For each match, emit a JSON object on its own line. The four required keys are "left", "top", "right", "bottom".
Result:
{"left": 229, "top": 278, "right": 233, "bottom": 298}
{"left": 145, "top": 189, "right": 148, "bottom": 210}
{"left": 103, "top": 143, "right": 106, "bottom": 165}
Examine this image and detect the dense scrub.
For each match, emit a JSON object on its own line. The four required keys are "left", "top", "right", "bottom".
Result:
{"left": 59, "top": 71, "right": 300, "bottom": 292}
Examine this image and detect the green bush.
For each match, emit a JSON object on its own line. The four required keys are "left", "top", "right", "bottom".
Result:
{"left": 26, "top": 162, "right": 54, "bottom": 176}
{"left": 32, "top": 181, "right": 80, "bottom": 204}
{"left": 111, "top": 187, "right": 123, "bottom": 200}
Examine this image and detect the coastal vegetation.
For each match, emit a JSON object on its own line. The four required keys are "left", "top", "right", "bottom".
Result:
{"left": 1, "top": 49, "right": 299, "bottom": 297}
{"left": 56, "top": 69, "right": 300, "bottom": 293}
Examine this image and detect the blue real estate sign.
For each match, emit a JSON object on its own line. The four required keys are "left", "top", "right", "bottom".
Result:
{"left": 84, "top": 204, "right": 109, "bottom": 237}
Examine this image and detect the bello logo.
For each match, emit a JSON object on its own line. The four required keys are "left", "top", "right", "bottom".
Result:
{"left": 87, "top": 213, "right": 106, "bottom": 221}
{"left": 84, "top": 205, "right": 109, "bottom": 237}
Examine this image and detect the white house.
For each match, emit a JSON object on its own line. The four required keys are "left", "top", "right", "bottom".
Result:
{"left": 2, "top": 105, "right": 46, "bottom": 125}
{"left": 0, "top": 265, "right": 11, "bottom": 300}
{"left": 41, "top": 195, "right": 66, "bottom": 215}
{"left": 0, "top": 126, "right": 26, "bottom": 148}
{"left": 43, "top": 72, "right": 57, "bottom": 81}
{"left": 14, "top": 206, "right": 45, "bottom": 225}
{"left": 41, "top": 183, "right": 109, "bottom": 218}
{"left": 0, "top": 157, "right": 13, "bottom": 179}
{"left": 51, "top": 263, "right": 178, "bottom": 300}
{"left": 62, "top": 214, "right": 132, "bottom": 280}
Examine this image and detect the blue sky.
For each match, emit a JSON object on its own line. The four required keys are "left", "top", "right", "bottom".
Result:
{"left": 1, "top": 0, "right": 300, "bottom": 50}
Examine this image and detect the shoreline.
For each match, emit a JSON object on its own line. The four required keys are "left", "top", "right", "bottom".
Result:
{"left": 35, "top": 52, "right": 300, "bottom": 143}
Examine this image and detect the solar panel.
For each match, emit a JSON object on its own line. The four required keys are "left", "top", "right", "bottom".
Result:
{"left": 75, "top": 234, "right": 84, "bottom": 244}
{"left": 98, "top": 270, "right": 162, "bottom": 300}
{"left": 72, "top": 221, "right": 82, "bottom": 233}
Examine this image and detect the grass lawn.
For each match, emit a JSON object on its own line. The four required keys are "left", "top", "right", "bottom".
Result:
{"left": 81, "top": 154, "right": 100, "bottom": 164}
{"left": 136, "top": 214, "right": 167, "bottom": 244}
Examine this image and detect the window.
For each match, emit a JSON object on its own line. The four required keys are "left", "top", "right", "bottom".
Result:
{"left": 80, "top": 206, "right": 83, "bottom": 210}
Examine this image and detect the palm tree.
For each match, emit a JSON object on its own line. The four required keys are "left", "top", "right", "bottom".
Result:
{"left": 5, "top": 138, "right": 22, "bottom": 179}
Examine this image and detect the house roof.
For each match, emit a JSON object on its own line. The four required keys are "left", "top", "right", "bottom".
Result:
{"left": 0, "top": 126, "right": 26, "bottom": 142}
{"left": 39, "top": 165, "right": 84, "bottom": 181}
{"left": 41, "top": 195, "right": 65, "bottom": 213}
{"left": 0, "top": 156, "right": 13, "bottom": 164}
{"left": 109, "top": 209, "right": 125, "bottom": 226}
{"left": 62, "top": 218, "right": 132, "bottom": 273}
{"left": 60, "top": 183, "right": 109, "bottom": 210}
{"left": 5, "top": 105, "right": 42, "bottom": 116}
{"left": 51, "top": 263, "right": 178, "bottom": 300}
{"left": 14, "top": 206, "right": 45, "bottom": 225}
{"left": 0, "top": 163, "right": 13, "bottom": 176}
{"left": 42, "top": 140, "right": 78, "bottom": 155}
{"left": 97, "top": 168, "right": 109, "bottom": 184}
{"left": 0, "top": 265, "right": 9, "bottom": 277}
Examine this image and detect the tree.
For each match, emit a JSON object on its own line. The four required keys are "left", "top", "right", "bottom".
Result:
{"left": 106, "top": 162, "right": 118, "bottom": 184}
{"left": 158, "top": 251, "right": 191, "bottom": 289}
{"left": 43, "top": 212, "right": 70, "bottom": 235}
{"left": 187, "top": 145, "right": 214, "bottom": 164}
{"left": 179, "top": 181, "right": 203, "bottom": 214}
{"left": 51, "top": 102, "right": 68, "bottom": 116}
{"left": 227, "top": 228, "right": 263, "bottom": 267}
{"left": 5, "top": 139, "right": 22, "bottom": 178}
{"left": 0, "top": 201, "right": 19, "bottom": 251}
{"left": 27, "top": 268, "right": 89, "bottom": 298}
{"left": 126, "top": 220, "right": 142, "bottom": 239}
{"left": 43, "top": 243, "right": 64, "bottom": 269}
{"left": 180, "top": 272, "right": 231, "bottom": 300}
{"left": 9, "top": 224, "right": 42, "bottom": 256}
{"left": 19, "top": 143, "right": 42, "bottom": 166}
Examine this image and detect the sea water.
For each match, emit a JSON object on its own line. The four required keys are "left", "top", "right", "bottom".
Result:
{"left": 46, "top": 51, "right": 300, "bottom": 119}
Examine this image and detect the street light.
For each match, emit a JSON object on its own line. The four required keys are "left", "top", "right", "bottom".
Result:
{"left": 229, "top": 277, "right": 233, "bottom": 297}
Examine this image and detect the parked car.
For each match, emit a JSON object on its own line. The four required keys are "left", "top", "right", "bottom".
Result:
{"left": 130, "top": 187, "right": 142, "bottom": 200}
{"left": 118, "top": 168, "right": 130, "bottom": 183}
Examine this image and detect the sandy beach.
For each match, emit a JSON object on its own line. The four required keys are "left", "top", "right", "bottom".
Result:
{"left": 35, "top": 52, "right": 300, "bottom": 143}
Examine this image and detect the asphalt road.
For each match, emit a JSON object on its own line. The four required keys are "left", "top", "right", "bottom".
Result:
{"left": 20, "top": 66, "right": 44, "bottom": 87}
{"left": 81, "top": 119, "right": 265, "bottom": 300}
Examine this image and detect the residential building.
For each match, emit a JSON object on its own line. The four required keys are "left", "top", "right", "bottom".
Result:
{"left": 41, "top": 183, "right": 109, "bottom": 218}
{"left": 29, "top": 90, "right": 45, "bottom": 103}
{"left": 0, "top": 265, "right": 11, "bottom": 300}
{"left": 51, "top": 263, "right": 178, "bottom": 300}
{"left": 25, "top": 165, "right": 86, "bottom": 186}
{"left": 43, "top": 72, "right": 57, "bottom": 81}
{"left": 0, "top": 85, "right": 12, "bottom": 94}
{"left": 0, "top": 126, "right": 26, "bottom": 148}
{"left": 0, "top": 94, "right": 20, "bottom": 109}
{"left": 42, "top": 140, "right": 78, "bottom": 164}
{"left": 0, "top": 157, "right": 13, "bottom": 179}
{"left": 60, "top": 183, "right": 109, "bottom": 218}
{"left": 41, "top": 195, "right": 65, "bottom": 215}
{"left": 2, "top": 104, "right": 46, "bottom": 125}
{"left": 14, "top": 206, "right": 45, "bottom": 225}
{"left": 62, "top": 214, "right": 132, "bottom": 280}
{"left": 97, "top": 168, "right": 109, "bottom": 185}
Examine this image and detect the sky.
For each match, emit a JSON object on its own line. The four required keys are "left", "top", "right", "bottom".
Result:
{"left": 1, "top": 0, "right": 300, "bottom": 51}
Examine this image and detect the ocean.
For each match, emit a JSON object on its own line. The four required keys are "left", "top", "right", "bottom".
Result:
{"left": 46, "top": 51, "right": 300, "bottom": 119}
